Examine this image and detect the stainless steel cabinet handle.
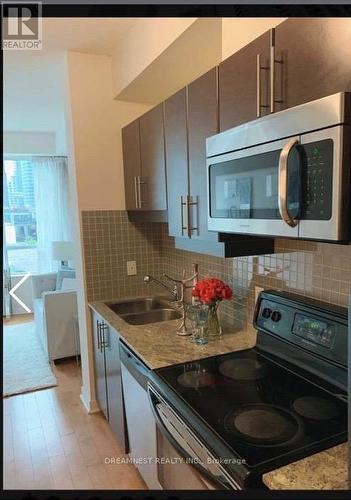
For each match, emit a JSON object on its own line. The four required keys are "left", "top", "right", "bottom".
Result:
{"left": 96, "top": 319, "right": 101, "bottom": 350}
{"left": 100, "top": 322, "right": 109, "bottom": 349}
{"left": 137, "top": 176, "right": 146, "bottom": 209}
{"left": 256, "top": 54, "right": 269, "bottom": 118}
{"left": 278, "top": 138, "right": 299, "bottom": 228}
{"left": 270, "top": 28, "right": 283, "bottom": 113}
{"left": 181, "top": 195, "right": 188, "bottom": 236}
{"left": 187, "top": 196, "right": 198, "bottom": 237}
{"left": 134, "top": 176, "right": 139, "bottom": 209}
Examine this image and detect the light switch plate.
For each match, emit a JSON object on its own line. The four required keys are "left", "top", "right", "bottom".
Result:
{"left": 127, "top": 261, "right": 137, "bottom": 276}
{"left": 255, "top": 286, "right": 264, "bottom": 304}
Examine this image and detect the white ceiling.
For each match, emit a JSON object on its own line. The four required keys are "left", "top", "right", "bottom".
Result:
{"left": 42, "top": 18, "right": 137, "bottom": 55}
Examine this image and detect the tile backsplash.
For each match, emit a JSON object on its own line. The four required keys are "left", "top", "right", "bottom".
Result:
{"left": 82, "top": 210, "right": 351, "bottom": 332}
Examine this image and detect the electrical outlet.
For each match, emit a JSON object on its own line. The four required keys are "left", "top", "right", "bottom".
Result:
{"left": 255, "top": 286, "right": 264, "bottom": 304}
{"left": 127, "top": 261, "right": 137, "bottom": 276}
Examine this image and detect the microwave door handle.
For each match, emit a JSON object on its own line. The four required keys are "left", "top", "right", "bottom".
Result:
{"left": 278, "top": 138, "right": 299, "bottom": 227}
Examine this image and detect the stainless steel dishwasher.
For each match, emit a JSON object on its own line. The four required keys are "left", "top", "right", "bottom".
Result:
{"left": 119, "top": 341, "right": 160, "bottom": 490}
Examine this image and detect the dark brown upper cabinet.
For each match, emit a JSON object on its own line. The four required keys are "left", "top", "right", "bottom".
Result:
{"left": 188, "top": 67, "right": 219, "bottom": 243}
{"left": 164, "top": 87, "right": 188, "bottom": 238}
{"left": 122, "top": 104, "right": 167, "bottom": 212}
{"left": 164, "top": 69, "right": 218, "bottom": 242}
{"left": 219, "top": 31, "right": 271, "bottom": 131}
{"left": 139, "top": 104, "right": 167, "bottom": 211}
{"left": 122, "top": 119, "right": 141, "bottom": 210}
{"left": 274, "top": 18, "right": 351, "bottom": 112}
{"left": 164, "top": 69, "right": 275, "bottom": 257}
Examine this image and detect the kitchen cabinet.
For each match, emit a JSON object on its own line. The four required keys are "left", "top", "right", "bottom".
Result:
{"left": 164, "top": 70, "right": 219, "bottom": 242}
{"left": 164, "top": 87, "right": 188, "bottom": 238}
{"left": 164, "top": 70, "right": 275, "bottom": 257}
{"left": 122, "top": 119, "right": 141, "bottom": 211}
{"left": 219, "top": 19, "right": 351, "bottom": 131}
{"left": 122, "top": 105, "right": 167, "bottom": 213}
{"left": 274, "top": 18, "right": 351, "bottom": 111}
{"left": 188, "top": 67, "right": 219, "bottom": 243}
{"left": 219, "top": 31, "right": 271, "bottom": 131}
{"left": 91, "top": 311, "right": 128, "bottom": 453}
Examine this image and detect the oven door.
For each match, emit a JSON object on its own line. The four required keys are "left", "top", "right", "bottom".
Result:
{"left": 148, "top": 383, "right": 241, "bottom": 490}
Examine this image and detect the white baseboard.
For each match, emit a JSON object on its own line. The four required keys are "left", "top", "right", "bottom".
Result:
{"left": 80, "top": 392, "right": 100, "bottom": 414}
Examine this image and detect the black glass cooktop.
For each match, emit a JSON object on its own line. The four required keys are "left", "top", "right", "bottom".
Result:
{"left": 155, "top": 348, "right": 347, "bottom": 469}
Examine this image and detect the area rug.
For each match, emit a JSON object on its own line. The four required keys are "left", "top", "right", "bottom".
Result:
{"left": 3, "top": 321, "right": 57, "bottom": 397}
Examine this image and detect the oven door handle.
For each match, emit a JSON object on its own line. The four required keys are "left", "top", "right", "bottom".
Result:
{"left": 147, "top": 383, "right": 240, "bottom": 490}
{"left": 278, "top": 138, "right": 300, "bottom": 227}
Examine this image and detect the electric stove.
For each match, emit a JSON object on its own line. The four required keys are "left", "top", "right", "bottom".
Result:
{"left": 148, "top": 290, "right": 348, "bottom": 489}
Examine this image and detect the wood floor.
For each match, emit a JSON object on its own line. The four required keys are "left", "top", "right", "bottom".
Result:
{"left": 3, "top": 356, "right": 146, "bottom": 490}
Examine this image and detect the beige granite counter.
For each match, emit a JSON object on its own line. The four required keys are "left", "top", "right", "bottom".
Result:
{"left": 263, "top": 442, "right": 348, "bottom": 490}
{"left": 88, "top": 296, "right": 348, "bottom": 490}
{"left": 89, "top": 296, "right": 256, "bottom": 369}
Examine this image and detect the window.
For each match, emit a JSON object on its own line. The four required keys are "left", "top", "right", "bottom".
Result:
{"left": 4, "top": 159, "right": 39, "bottom": 274}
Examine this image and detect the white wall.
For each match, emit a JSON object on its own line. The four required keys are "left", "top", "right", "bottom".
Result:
{"left": 3, "top": 49, "right": 68, "bottom": 155}
{"left": 112, "top": 18, "right": 196, "bottom": 97}
{"left": 65, "top": 51, "right": 152, "bottom": 412}
{"left": 67, "top": 51, "right": 151, "bottom": 211}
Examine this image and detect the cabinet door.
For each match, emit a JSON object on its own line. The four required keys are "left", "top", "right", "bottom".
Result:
{"left": 139, "top": 104, "right": 167, "bottom": 211}
{"left": 121, "top": 364, "right": 160, "bottom": 489}
{"left": 164, "top": 88, "right": 189, "bottom": 237}
{"left": 92, "top": 314, "right": 108, "bottom": 420}
{"left": 219, "top": 31, "right": 270, "bottom": 131}
{"left": 104, "top": 326, "right": 128, "bottom": 453}
{"left": 275, "top": 18, "right": 351, "bottom": 111}
{"left": 188, "top": 67, "right": 218, "bottom": 242}
{"left": 122, "top": 119, "right": 141, "bottom": 210}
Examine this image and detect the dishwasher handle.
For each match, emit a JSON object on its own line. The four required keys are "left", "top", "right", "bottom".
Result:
{"left": 119, "top": 341, "right": 150, "bottom": 390}
{"left": 147, "top": 383, "right": 240, "bottom": 490}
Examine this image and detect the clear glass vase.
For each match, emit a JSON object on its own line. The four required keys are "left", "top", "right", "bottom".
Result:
{"left": 206, "top": 303, "right": 222, "bottom": 338}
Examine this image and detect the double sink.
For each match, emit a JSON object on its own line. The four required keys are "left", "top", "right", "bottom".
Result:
{"left": 106, "top": 297, "right": 182, "bottom": 325}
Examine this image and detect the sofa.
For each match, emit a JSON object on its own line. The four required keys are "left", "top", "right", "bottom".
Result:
{"left": 32, "top": 270, "right": 79, "bottom": 362}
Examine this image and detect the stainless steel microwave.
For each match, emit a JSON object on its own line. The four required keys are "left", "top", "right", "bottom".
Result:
{"left": 206, "top": 92, "right": 351, "bottom": 242}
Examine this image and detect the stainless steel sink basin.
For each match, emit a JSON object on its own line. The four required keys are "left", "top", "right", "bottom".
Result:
{"left": 120, "top": 308, "right": 182, "bottom": 325}
{"left": 107, "top": 298, "right": 167, "bottom": 315}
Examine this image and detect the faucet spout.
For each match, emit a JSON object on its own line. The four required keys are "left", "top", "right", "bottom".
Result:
{"left": 143, "top": 275, "right": 179, "bottom": 300}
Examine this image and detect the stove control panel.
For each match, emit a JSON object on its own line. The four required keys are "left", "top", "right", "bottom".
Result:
{"left": 254, "top": 290, "right": 348, "bottom": 370}
{"left": 292, "top": 313, "right": 335, "bottom": 349}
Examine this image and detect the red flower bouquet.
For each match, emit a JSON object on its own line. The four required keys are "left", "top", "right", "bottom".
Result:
{"left": 191, "top": 278, "right": 232, "bottom": 339}
{"left": 192, "top": 277, "right": 233, "bottom": 305}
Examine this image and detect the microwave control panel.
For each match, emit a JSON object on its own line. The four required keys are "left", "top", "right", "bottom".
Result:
{"left": 301, "top": 139, "right": 333, "bottom": 220}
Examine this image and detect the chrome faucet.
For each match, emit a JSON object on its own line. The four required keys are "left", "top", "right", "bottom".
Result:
{"left": 143, "top": 274, "right": 179, "bottom": 301}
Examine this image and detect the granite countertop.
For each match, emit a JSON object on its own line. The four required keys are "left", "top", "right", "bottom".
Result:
{"left": 89, "top": 295, "right": 256, "bottom": 369}
{"left": 88, "top": 295, "right": 348, "bottom": 490}
{"left": 263, "top": 443, "right": 348, "bottom": 490}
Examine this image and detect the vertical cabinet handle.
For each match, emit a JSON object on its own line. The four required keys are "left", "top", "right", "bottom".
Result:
{"left": 187, "top": 196, "right": 198, "bottom": 237}
{"left": 270, "top": 28, "right": 283, "bottom": 114}
{"left": 181, "top": 195, "right": 188, "bottom": 236}
{"left": 137, "top": 176, "right": 146, "bottom": 209}
{"left": 101, "top": 323, "right": 109, "bottom": 349}
{"left": 278, "top": 138, "right": 299, "bottom": 228}
{"left": 134, "top": 176, "right": 139, "bottom": 209}
{"left": 256, "top": 54, "right": 269, "bottom": 118}
{"left": 96, "top": 319, "right": 101, "bottom": 350}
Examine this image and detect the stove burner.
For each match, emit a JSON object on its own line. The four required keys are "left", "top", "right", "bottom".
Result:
{"left": 219, "top": 358, "right": 267, "bottom": 380}
{"left": 224, "top": 404, "right": 303, "bottom": 447}
{"left": 292, "top": 396, "right": 340, "bottom": 421}
{"left": 177, "top": 370, "right": 215, "bottom": 388}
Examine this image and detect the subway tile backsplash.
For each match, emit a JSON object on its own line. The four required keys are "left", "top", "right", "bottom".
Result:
{"left": 82, "top": 210, "right": 351, "bottom": 332}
